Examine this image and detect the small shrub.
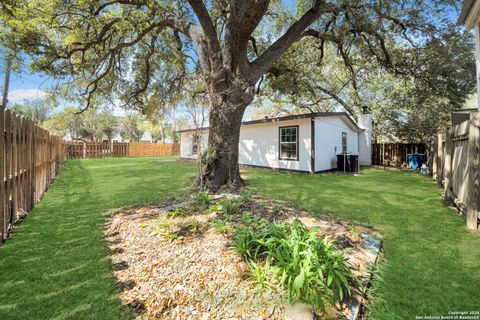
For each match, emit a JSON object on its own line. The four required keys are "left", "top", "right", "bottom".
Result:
{"left": 232, "top": 215, "right": 281, "bottom": 260}
{"left": 168, "top": 208, "right": 185, "bottom": 218}
{"left": 247, "top": 260, "right": 278, "bottom": 292}
{"left": 186, "top": 219, "right": 201, "bottom": 234}
{"left": 200, "top": 147, "right": 216, "bottom": 165}
{"left": 152, "top": 220, "right": 173, "bottom": 235}
{"left": 232, "top": 218, "right": 356, "bottom": 312}
{"left": 212, "top": 219, "right": 229, "bottom": 233}
{"left": 238, "top": 189, "right": 253, "bottom": 204}
{"left": 191, "top": 190, "right": 214, "bottom": 207}
{"left": 152, "top": 220, "right": 183, "bottom": 241}
{"left": 208, "top": 204, "right": 224, "bottom": 213}
{"left": 219, "top": 196, "right": 242, "bottom": 216}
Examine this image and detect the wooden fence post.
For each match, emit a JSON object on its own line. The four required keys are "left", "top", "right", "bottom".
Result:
{"left": 0, "top": 107, "right": 4, "bottom": 241}
{"left": 432, "top": 135, "right": 438, "bottom": 181}
{"left": 444, "top": 127, "right": 453, "bottom": 203}
{"left": 437, "top": 132, "right": 444, "bottom": 187}
{"left": 466, "top": 112, "right": 480, "bottom": 230}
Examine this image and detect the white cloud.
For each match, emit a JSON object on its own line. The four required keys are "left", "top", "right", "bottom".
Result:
{"left": 6, "top": 88, "right": 47, "bottom": 102}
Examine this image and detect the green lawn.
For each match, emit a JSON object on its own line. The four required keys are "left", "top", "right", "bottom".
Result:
{"left": 0, "top": 157, "right": 196, "bottom": 320}
{"left": 0, "top": 158, "right": 478, "bottom": 319}
{"left": 247, "top": 167, "right": 480, "bottom": 319}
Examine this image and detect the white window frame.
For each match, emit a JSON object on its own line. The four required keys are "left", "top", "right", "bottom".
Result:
{"left": 279, "top": 126, "right": 299, "bottom": 161}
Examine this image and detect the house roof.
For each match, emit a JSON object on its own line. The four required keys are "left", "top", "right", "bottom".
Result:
{"left": 458, "top": 0, "right": 476, "bottom": 25}
{"left": 175, "top": 112, "right": 363, "bottom": 133}
{"left": 453, "top": 108, "right": 477, "bottom": 113}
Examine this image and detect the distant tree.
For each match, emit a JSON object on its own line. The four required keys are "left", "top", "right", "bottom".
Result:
{"left": 120, "top": 114, "right": 144, "bottom": 142}
{"left": 42, "top": 107, "right": 81, "bottom": 139}
{"left": 10, "top": 96, "right": 55, "bottom": 123}
{"left": 98, "top": 112, "right": 118, "bottom": 142}
{"left": 42, "top": 107, "right": 118, "bottom": 141}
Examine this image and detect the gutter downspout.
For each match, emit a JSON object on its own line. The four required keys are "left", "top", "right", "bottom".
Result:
{"left": 357, "top": 130, "right": 361, "bottom": 172}
{"left": 311, "top": 118, "right": 315, "bottom": 173}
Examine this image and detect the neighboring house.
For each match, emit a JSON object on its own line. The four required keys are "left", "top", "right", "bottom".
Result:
{"left": 177, "top": 111, "right": 372, "bottom": 173}
{"left": 459, "top": 0, "right": 480, "bottom": 110}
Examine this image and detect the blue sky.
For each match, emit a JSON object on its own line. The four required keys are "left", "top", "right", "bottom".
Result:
{"left": 2, "top": 55, "right": 52, "bottom": 103}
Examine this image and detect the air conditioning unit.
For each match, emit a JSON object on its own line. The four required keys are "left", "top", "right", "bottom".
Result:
{"left": 337, "top": 153, "right": 359, "bottom": 173}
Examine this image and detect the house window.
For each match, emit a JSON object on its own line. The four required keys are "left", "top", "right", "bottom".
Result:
{"left": 342, "top": 132, "right": 347, "bottom": 153}
{"left": 279, "top": 126, "right": 299, "bottom": 160}
{"left": 192, "top": 134, "right": 200, "bottom": 154}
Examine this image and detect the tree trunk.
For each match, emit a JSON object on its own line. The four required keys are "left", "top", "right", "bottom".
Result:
{"left": 198, "top": 77, "right": 254, "bottom": 191}
{"left": 2, "top": 55, "right": 12, "bottom": 109}
{"left": 159, "top": 122, "right": 165, "bottom": 143}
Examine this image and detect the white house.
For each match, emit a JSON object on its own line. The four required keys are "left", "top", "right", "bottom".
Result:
{"left": 177, "top": 111, "right": 372, "bottom": 173}
{"left": 459, "top": 0, "right": 480, "bottom": 110}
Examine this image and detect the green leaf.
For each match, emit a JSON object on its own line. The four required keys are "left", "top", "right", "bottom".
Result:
{"left": 293, "top": 271, "right": 305, "bottom": 291}
{"left": 327, "top": 273, "right": 333, "bottom": 287}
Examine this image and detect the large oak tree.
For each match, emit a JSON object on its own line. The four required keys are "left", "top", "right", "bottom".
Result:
{"left": 1, "top": 0, "right": 458, "bottom": 190}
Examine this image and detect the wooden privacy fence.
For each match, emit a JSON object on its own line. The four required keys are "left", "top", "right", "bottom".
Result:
{"left": 1, "top": 108, "right": 67, "bottom": 242}
{"left": 128, "top": 142, "right": 180, "bottom": 157}
{"left": 432, "top": 111, "right": 480, "bottom": 230}
{"left": 66, "top": 141, "right": 179, "bottom": 158}
{"left": 67, "top": 141, "right": 129, "bottom": 158}
{"left": 372, "top": 143, "right": 426, "bottom": 167}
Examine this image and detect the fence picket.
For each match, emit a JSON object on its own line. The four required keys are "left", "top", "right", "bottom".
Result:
{"left": 0, "top": 108, "right": 66, "bottom": 243}
{"left": 466, "top": 112, "right": 480, "bottom": 230}
{"left": 0, "top": 108, "right": 5, "bottom": 240}
{"left": 432, "top": 114, "right": 480, "bottom": 230}
{"left": 371, "top": 143, "right": 426, "bottom": 167}
{"left": 67, "top": 141, "right": 180, "bottom": 158}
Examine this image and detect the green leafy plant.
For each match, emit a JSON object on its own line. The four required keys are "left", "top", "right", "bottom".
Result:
{"left": 219, "top": 196, "right": 243, "bottom": 216}
{"left": 186, "top": 219, "right": 201, "bottom": 234}
{"left": 247, "top": 260, "right": 279, "bottom": 292}
{"left": 212, "top": 219, "right": 229, "bottom": 233}
{"left": 208, "top": 204, "right": 224, "bottom": 213}
{"left": 168, "top": 208, "right": 185, "bottom": 218}
{"left": 238, "top": 189, "right": 253, "bottom": 204}
{"left": 152, "top": 220, "right": 173, "bottom": 235}
{"left": 191, "top": 189, "right": 214, "bottom": 207}
{"left": 200, "top": 147, "right": 216, "bottom": 165}
{"left": 152, "top": 220, "right": 183, "bottom": 241}
{"left": 232, "top": 218, "right": 356, "bottom": 312}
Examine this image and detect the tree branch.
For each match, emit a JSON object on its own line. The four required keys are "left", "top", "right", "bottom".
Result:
{"left": 249, "top": 1, "right": 341, "bottom": 83}
{"left": 316, "top": 84, "right": 355, "bottom": 117}
{"left": 186, "top": 0, "right": 222, "bottom": 59}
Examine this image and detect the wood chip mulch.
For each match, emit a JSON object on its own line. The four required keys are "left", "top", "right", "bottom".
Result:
{"left": 105, "top": 199, "right": 381, "bottom": 320}
{"left": 105, "top": 208, "right": 287, "bottom": 319}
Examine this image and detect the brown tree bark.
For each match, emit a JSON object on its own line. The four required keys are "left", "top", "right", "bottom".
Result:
{"left": 197, "top": 70, "right": 254, "bottom": 191}
{"left": 185, "top": 1, "right": 338, "bottom": 191}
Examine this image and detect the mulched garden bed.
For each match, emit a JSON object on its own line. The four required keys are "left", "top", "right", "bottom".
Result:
{"left": 105, "top": 195, "right": 381, "bottom": 319}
